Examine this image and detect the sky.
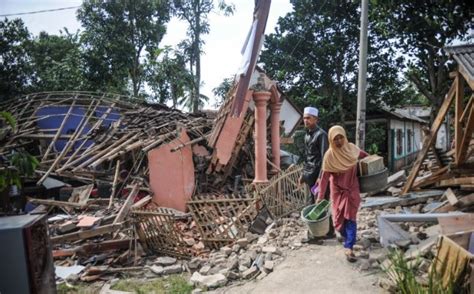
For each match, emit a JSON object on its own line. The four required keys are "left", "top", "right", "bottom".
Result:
{"left": 0, "top": 0, "right": 294, "bottom": 109}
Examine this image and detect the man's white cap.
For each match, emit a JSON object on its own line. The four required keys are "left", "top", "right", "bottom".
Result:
{"left": 304, "top": 107, "right": 319, "bottom": 117}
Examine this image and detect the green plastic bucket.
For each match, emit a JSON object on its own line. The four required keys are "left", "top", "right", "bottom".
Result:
{"left": 301, "top": 203, "right": 331, "bottom": 237}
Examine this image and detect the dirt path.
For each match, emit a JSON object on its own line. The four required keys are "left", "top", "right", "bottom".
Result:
{"left": 211, "top": 239, "right": 384, "bottom": 294}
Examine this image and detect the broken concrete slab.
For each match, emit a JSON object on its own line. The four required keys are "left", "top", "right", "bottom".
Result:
{"left": 242, "top": 266, "right": 259, "bottom": 279}
{"left": 155, "top": 256, "right": 177, "bottom": 266}
{"left": 362, "top": 190, "right": 445, "bottom": 209}
{"left": 190, "top": 272, "right": 227, "bottom": 288}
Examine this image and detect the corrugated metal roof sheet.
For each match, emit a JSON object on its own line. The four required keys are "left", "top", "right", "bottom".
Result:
{"left": 445, "top": 44, "right": 474, "bottom": 84}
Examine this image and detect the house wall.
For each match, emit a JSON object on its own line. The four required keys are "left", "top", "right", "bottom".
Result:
{"left": 389, "top": 119, "right": 423, "bottom": 172}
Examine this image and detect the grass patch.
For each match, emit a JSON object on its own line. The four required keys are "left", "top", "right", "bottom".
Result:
{"left": 384, "top": 249, "right": 455, "bottom": 294}
{"left": 111, "top": 275, "right": 193, "bottom": 294}
{"left": 56, "top": 282, "right": 100, "bottom": 294}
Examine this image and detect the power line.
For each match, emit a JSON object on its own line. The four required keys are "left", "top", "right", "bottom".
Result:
{"left": 0, "top": 6, "right": 80, "bottom": 18}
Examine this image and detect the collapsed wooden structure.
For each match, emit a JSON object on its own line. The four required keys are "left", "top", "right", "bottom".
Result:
{"left": 402, "top": 45, "right": 474, "bottom": 194}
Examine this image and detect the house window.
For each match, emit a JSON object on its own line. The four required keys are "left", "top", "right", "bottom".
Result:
{"left": 407, "top": 129, "right": 412, "bottom": 153}
{"left": 396, "top": 129, "right": 403, "bottom": 156}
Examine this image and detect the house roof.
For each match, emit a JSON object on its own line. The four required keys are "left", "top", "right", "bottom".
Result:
{"left": 381, "top": 106, "right": 428, "bottom": 124}
{"left": 445, "top": 44, "right": 474, "bottom": 86}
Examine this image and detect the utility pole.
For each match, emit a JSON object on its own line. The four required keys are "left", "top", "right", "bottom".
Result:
{"left": 356, "top": 0, "right": 368, "bottom": 149}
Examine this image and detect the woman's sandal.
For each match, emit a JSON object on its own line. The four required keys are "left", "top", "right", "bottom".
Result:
{"left": 345, "top": 250, "right": 357, "bottom": 263}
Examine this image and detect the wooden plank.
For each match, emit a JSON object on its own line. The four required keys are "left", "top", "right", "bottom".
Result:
{"left": 131, "top": 195, "right": 152, "bottom": 209}
{"left": 113, "top": 184, "right": 139, "bottom": 224}
{"left": 402, "top": 81, "right": 457, "bottom": 194}
{"left": 459, "top": 94, "right": 473, "bottom": 123}
{"left": 457, "top": 103, "right": 474, "bottom": 163}
{"left": 438, "top": 177, "right": 474, "bottom": 187}
{"left": 50, "top": 223, "right": 123, "bottom": 244}
{"left": 438, "top": 213, "right": 474, "bottom": 235}
{"left": 455, "top": 72, "right": 464, "bottom": 164}
{"left": 444, "top": 188, "right": 459, "bottom": 206}
{"left": 108, "top": 159, "right": 121, "bottom": 209}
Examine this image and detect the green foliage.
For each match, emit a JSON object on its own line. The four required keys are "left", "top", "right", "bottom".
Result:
{"left": 147, "top": 46, "right": 193, "bottom": 107}
{"left": 111, "top": 276, "right": 193, "bottom": 294}
{"left": 371, "top": 0, "right": 473, "bottom": 116}
{"left": 385, "top": 249, "right": 454, "bottom": 294}
{"left": 0, "top": 18, "right": 33, "bottom": 101}
{"left": 260, "top": 0, "right": 406, "bottom": 128}
{"left": 212, "top": 76, "right": 235, "bottom": 107}
{"left": 0, "top": 111, "right": 17, "bottom": 130}
{"left": 78, "top": 0, "right": 171, "bottom": 97}
{"left": 28, "top": 30, "right": 86, "bottom": 92}
{"left": 8, "top": 152, "right": 39, "bottom": 177}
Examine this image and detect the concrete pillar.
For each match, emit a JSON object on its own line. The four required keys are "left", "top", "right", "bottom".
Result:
{"left": 270, "top": 101, "right": 282, "bottom": 173}
{"left": 253, "top": 91, "right": 271, "bottom": 184}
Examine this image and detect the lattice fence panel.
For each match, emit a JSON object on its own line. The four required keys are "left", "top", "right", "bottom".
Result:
{"left": 253, "top": 165, "right": 308, "bottom": 219}
{"left": 187, "top": 194, "right": 257, "bottom": 249}
{"left": 132, "top": 207, "right": 191, "bottom": 258}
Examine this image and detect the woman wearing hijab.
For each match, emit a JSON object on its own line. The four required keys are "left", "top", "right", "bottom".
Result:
{"left": 316, "top": 125, "right": 368, "bottom": 262}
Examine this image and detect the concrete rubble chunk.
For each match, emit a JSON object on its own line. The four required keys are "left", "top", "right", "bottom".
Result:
{"left": 155, "top": 256, "right": 177, "bottom": 266}
{"left": 149, "top": 265, "right": 164, "bottom": 275}
{"left": 227, "top": 271, "right": 241, "bottom": 280}
{"left": 239, "top": 255, "right": 252, "bottom": 268}
{"left": 236, "top": 238, "right": 249, "bottom": 248}
{"left": 190, "top": 272, "right": 227, "bottom": 289}
{"left": 238, "top": 265, "right": 249, "bottom": 272}
{"left": 265, "top": 252, "right": 273, "bottom": 261}
{"left": 242, "top": 266, "right": 259, "bottom": 279}
{"left": 263, "top": 260, "right": 274, "bottom": 272}
{"left": 257, "top": 271, "right": 268, "bottom": 280}
{"left": 191, "top": 289, "right": 203, "bottom": 294}
{"left": 220, "top": 246, "right": 232, "bottom": 256}
{"left": 245, "top": 233, "right": 259, "bottom": 243}
{"left": 226, "top": 258, "right": 239, "bottom": 270}
{"left": 232, "top": 244, "right": 241, "bottom": 252}
{"left": 162, "top": 264, "right": 182, "bottom": 275}
{"left": 188, "top": 258, "right": 204, "bottom": 270}
{"left": 199, "top": 265, "right": 211, "bottom": 275}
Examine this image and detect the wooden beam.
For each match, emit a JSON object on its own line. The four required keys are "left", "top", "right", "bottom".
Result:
{"left": 402, "top": 81, "right": 457, "bottom": 194}
{"left": 113, "top": 184, "right": 139, "bottom": 224}
{"left": 438, "top": 177, "right": 474, "bottom": 187}
{"left": 50, "top": 223, "right": 123, "bottom": 244}
{"left": 457, "top": 104, "right": 474, "bottom": 163}
{"left": 455, "top": 72, "right": 464, "bottom": 165}
{"left": 460, "top": 94, "right": 473, "bottom": 123}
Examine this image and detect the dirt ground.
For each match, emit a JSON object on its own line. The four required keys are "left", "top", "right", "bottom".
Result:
{"left": 210, "top": 239, "right": 385, "bottom": 294}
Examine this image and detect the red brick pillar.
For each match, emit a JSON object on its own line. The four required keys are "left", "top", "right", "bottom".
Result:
{"left": 270, "top": 101, "right": 282, "bottom": 173}
{"left": 253, "top": 91, "right": 271, "bottom": 183}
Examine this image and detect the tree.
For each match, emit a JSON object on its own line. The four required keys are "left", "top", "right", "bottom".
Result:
{"left": 0, "top": 18, "right": 32, "bottom": 101}
{"left": 172, "top": 0, "right": 234, "bottom": 112}
{"left": 260, "top": 0, "right": 405, "bottom": 129}
{"left": 372, "top": 0, "right": 473, "bottom": 121}
{"left": 147, "top": 46, "right": 193, "bottom": 107}
{"left": 28, "top": 30, "right": 86, "bottom": 92}
{"left": 212, "top": 75, "right": 235, "bottom": 107}
{"left": 77, "top": 0, "right": 171, "bottom": 97}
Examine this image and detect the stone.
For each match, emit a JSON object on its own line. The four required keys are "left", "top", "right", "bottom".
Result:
{"left": 232, "top": 244, "right": 241, "bottom": 253}
{"left": 239, "top": 255, "right": 252, "bottom": 268}
{"left": 248, "top": 250, "right": 258, "bottom": 261}
{"left": 188, "top": 258, "right": 204, "bottom": 270}
{"left": 227, "top": 271, "right": 240, "bottom": 280}
{"left": 236, "top": 238, "right": 249, "bottom": 248}
{"left": 190, "top": 272, "right": 227, "bottom": 289}
{"left": 238, "top": 265, "right": 249, "bottom": 272}
{"left": 155, "top": 256, "right": 177, "bottom": 266}
{"left": 226, "top": 258, "right": 239, "bottom": 270}
{"left": 199, "top": 265, "right": 211, "bottom": 275}
{"left": 209, "top": 265, "right": 226, "bottom": 275}
{"left": 242, "top": 266, "right": 259, "bottom": 279}
{"left": 220, "top": 246, "right": 232, "bottom": 256}
{"left": 263, "top": 261, "right": 274, "bottom": 272}
{"left": 353, "top": 244, "right": 364, "bottom": 251}
{"left": 265, "top": 252, "right": 273, "bottom": 261}
{"left": 257, "top": 236, "right": 268, "bottom": 244}
{"left": 245, "top": 232, "right": 259, "bottom": 243}
{"left": 150, "top": 265, "right": 164, "bottom": 275}
{"left": 262, "top": 246, "right": 277, "bottom": 253}
{"left": 162, "top": 264, "right": 182, "bottom": 275}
